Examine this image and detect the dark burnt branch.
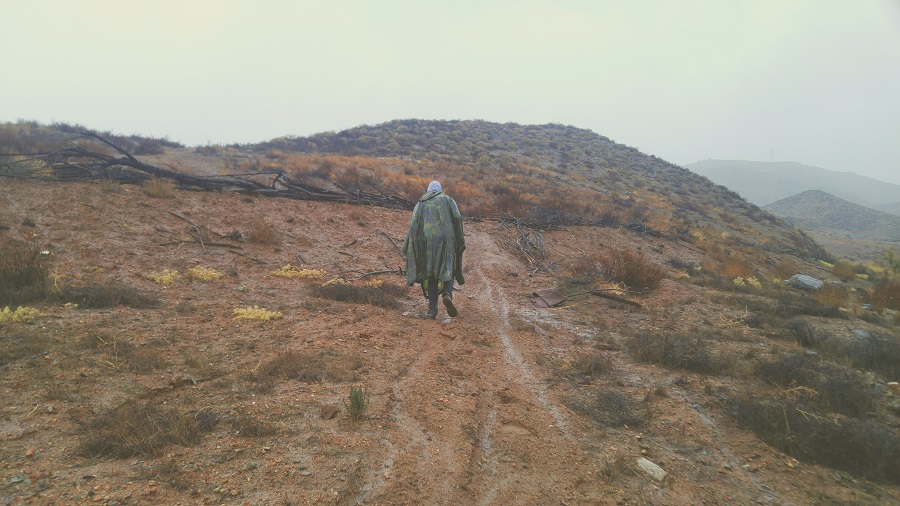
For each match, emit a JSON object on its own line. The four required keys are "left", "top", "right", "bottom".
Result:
{"left": 0, "top": 133, "right": 415, "bottom": 210}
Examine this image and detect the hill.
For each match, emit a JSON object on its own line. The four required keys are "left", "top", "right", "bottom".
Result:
{"left": 764, "top": 190, "right": 900, "bottom": 242}
{"left": 764, "top": 190, "right": 900, "bottom": 261}
{"left": 1, "top": 120, "right": 899, "bottom": 503}
{"left": 686, "top": 159, "right": 900, "bottom": 214}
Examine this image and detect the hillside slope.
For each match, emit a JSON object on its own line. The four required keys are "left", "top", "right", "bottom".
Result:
{"left": 764, "top": 190, "right": 900, "bottom": 242}
{"left": 0, "top": 179, "right": 898, "bottom": 504}
{"left": 687, "top": 159, "right": 900, "bottom": 213}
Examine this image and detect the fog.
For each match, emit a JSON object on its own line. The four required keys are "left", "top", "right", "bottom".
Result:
{"left": 2, "top": 0, "right": 898, "bottom": 183}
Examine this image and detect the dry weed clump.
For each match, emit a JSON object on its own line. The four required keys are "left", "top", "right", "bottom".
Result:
{"left": 0, "top": 238, "right": 49, "bottom": 306}
{"left": 721, "top": 257, "right": 755, "bottom": 279}
{"left": 568, "top": 388, "right": 648, "bottom": 427}
{"left": 57, "top": 283, "right": 160, "bottom": 309}
{"left": 248, "top": 350, "right": 365, "bottom": 388}
{"left": 311, "top": 279, "right": 405, "bottom": 308}
{"left": 867, "top": 279, "right": 900, "bottom": 311}
{"left": 79, "top": 400, "right": 219, "bottom": 458}
{"left": 0, "top": 327, "right": 52, "bottom": 367}
{"left": 141, "top": 177, "right": 177, "bottom": 198}
{"left": 247, "top": 219, "right": 280, "bottom": 245}
{"left": 184, "top": 265, "right": 224, "bottom": 282}
{"left": 593, "top": 248, "right": 665, "bottom": 291}
{"left": 812, "top": 283, "right": 850, "bottom": 308}
{"left": 271, "top": 264, "right": 326, "bottom": 280}
{"left": 628, "top": 332, "right": 728, "bottom": 375}
{"left": 233, "top": 306, "right": 282, "bottom": 321}
{"left": 729, "top": 391, "right": 899, "bottom": 484}
{"left": 756, "top": 353, "right": 874, "bottom": 418}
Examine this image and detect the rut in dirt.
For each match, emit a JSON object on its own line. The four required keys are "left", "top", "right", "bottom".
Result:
{"left": 357, "top": 230, "right": 589, "bottom": 503}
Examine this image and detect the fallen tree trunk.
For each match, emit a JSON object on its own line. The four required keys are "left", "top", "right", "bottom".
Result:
{"left": 0, "top": 133, "right": 415, "bottom": 210}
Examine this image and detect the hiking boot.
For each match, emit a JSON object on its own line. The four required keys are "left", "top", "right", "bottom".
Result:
{"left": 415, "top": 308, "right": 437, "bottom": 319}
{"left": 442, "top": 292, "right": 457, "bottom": 317}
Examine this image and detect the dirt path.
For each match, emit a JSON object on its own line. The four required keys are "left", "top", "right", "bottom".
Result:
{"left": 357, "top": 230, "right": 601, "bottom": 505}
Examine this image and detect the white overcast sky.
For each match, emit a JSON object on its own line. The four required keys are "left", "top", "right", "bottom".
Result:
{"left": 2, "top": 0, "right": 899, "bottom": 184}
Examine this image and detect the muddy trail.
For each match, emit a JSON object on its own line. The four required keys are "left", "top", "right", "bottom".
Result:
{"left": 1, "top": 179, "right": 897, "bottom": 505}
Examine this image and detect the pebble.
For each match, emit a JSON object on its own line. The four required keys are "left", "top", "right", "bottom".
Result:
{"left": 300, "top": 471, "right": 312, "bottom": 476}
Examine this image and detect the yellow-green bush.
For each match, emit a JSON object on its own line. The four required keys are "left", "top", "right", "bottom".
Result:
{"left": 185, "top": 266, "right": 223, "bottom": 282}
{"left": 147, "top": 268, "right": 179, "bottom": 285}
{"left": 233, "top": 306, "right": 282, "bottom": 321}
{"left": 0, "top": 306, "right": 43, "bottom": 323}
{"left": 272, "top": 265, "right": 325, "bottom": 280}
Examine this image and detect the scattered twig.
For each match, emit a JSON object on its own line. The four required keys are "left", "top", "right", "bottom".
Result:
{"left": 342, "top": 238, "right": 358, "bottom": 248}
{"left": 159, "top": 240, "right": 243, "bottom": 249}
{"left": 588, "top": 289, "right": 642, "bottom": 308}
{"left": 357, "top": 268, "right": 404, "bottom": 279}
{"left": 379, "top": 231, "right": 402, "bottom": 255}
{"left": 228, "top": 249, "right": 267, "bottom": 264}
{"left": 296, "top": 253, "right": 308, "bottom": 265}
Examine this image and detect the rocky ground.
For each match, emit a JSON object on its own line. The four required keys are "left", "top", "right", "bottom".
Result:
{"left": 1, "top": 179, "right": 898, "bottom": 505}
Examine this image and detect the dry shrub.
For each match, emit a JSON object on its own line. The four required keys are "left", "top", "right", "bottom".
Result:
{"left": 249, "top": 350, "right": 365, "bottom": 387}
{"left": 0, "top": 327, "right": 52, "bottom": 368}
{"left": 730, "top": 392, "right": 899, "bottom": 483}
{"left": 756, "top": 353, "right": 873, "bottom": 418}
{"left": 831, "top": 261, "right": 856, "bottom": 281}
{"left": 79, "top": 400, "right": 219, "bottom": 458}
{"left": 248, "top": 219, "right": 280, "bottom": 245}
{"left": 227, "top": 412, "right": 277, "bottom": 437}
{"left": 867, "top": 279, "right": 900, "bottom": 311}
{"left": 57, "top": 283, "right": 159, "bottom": 309}
{"left": 0, "top": 238, "right": 49, "bottom": 306}
{"left": 721, "top": 257, "right": 755, "bottom": 279}
{"left": 628, "top": 332, "right": 727, "bottom": 375}
{"left": 596, "top": 248, "right": 665, "bottom": 291}
{"left": 141, "top": 177, "right": 176, "bottom": 198}
{"left": 844, "top": 333, "right": 900, "bottom": 378}
{"left": 812, "top": 283, "right": 849, "bottom": 308}
{"left": 785, "top": 319, "right": 828, "bottom": 348}
{"left": 771, "top": 257, "right": 800, "bottom": 280}
{"left": 571, "top": 353, "right": 609, "bottom": 378}
{"left": 568, "top": 388, "right": 648, "bottom": 427}
{"left": 311, "top": 280, "right": 405, "bottom": 308}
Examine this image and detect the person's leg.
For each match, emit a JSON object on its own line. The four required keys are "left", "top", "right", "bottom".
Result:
{"left": 426, "top": 277, "right": 439, "bottom": 317}
{"left": 442, "top": 278, "right": 457, "bottom": 317}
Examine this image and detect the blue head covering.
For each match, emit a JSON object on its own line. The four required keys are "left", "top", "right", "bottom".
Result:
{"left": 427, "top": 180, "right": 442, "bottom": 193}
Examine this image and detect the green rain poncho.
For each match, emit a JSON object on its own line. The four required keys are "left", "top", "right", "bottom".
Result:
{"left": 402, "top": 187, "right": 465, "bottom": 288}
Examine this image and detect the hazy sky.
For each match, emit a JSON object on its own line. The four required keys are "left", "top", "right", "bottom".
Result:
{"left": 2, "top": 0, "right": 899, "bottom": 184}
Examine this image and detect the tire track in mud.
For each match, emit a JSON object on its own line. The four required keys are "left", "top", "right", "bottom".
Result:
{"left": 359, "top": 229, "right": 581, "bottom": 504}
{"left": 463, "top": 231, "right": 577, "bottom": 504}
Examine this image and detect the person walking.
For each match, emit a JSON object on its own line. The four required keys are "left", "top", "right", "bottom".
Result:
{"left": 402, "top": 180, "right": 465, "bottom": 319}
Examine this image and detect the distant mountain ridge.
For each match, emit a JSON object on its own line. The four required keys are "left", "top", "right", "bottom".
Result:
{"left": 686, "top": 159, "right": 900, "bottom": 214}
{"left": 763, "top": 190, "right": 900, "bottom": 243}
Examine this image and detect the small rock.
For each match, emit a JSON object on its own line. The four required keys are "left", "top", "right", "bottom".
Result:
{"left": 887, "top": 382, "right": 900, "bottom": 394}
{"left": 9, "top": 475, "right": 26, "bottom": 484}
{"left": 300, "top": 471, "right": 312, "bottom": 476}
{"left": 25, "top": 448, "right": 35, "bottom": 458}
{"left": 786, "top": 274, "right": 824, "bottom": 290}
{"left": 636, "top": 457, "right": 667, "bottom": 482}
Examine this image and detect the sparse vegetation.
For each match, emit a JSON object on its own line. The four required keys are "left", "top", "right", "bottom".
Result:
{"left": 344, "top": 385, "right": 369, "bottom": 422}
{"left": 271, "top": 264, "right": 325, "bottom": 280}
{"left": 311, "top": 279, "right": 405, "bottom": 308}
{"left": 568, "top": 388, "right": 648, "bottom": 427}
{"left": 628, "top": 332, "right": 728, "bottom": 375}
{"left": 79, "top": 400, "right": 219, "bottom": 458}
{"left": 248, "top": 219, "right": 280, "bottom": 245}
{"left": 184, "top": 265, "right": 224, "bottom": 282}
{"left": 730, "top": 391, "right": 900, "bottom": 484}
{"left": 141, "top": 177, "right": 177, "bottom": 198}
{"left": 57, "top": 283, "right": 159, "bottom": 308}
{"left": 233, "top": 306, "right": 282, "bottom": 321}
{"left": 147, "top": 268, "right": 180, "bottom": 285}
{"left": 0, "top": 238, "right": 49, "bottom": 306}
{"left": 0, "top": 306, "right": 43, "bottom": 323}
